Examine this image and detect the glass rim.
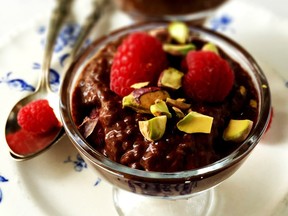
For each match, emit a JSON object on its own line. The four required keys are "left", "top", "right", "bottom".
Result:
{"left": 59, "top": 21, "right": 271, "bottom": 180}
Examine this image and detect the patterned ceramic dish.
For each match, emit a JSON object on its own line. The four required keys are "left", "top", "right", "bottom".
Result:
{"left": 2, "top": 1, "right": 288, "bottom": 215}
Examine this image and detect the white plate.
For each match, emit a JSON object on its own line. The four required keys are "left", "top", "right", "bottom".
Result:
{"left": 1, "top": 1, "right": 288, "bottom": 215}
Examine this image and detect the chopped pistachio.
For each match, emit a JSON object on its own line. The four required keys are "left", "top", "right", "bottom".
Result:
{"left": 166, "top": 98, "right": 191, "bottom": 110}
{"left": 131, "top": 81, "right": 150, "bottom": 89}
{"left": 168, "top": 21, "right": 189, "bottom": 44}
{"left": 172, "top": 106, "right": 185, "bottom": 118}
{"left": 202, "top": 42, "right": 219, "bottom": 54}
{"left": 163, "top": 43, "right": 195, "bottom": 55}
{"left": 150, "top": 99, "right": 172, "bottom": 118}
{"left": 122, "top": 87, "right": 170, "bottom": 114}
{"left": 158, "top": 67, "right": 184, "bottom": 90}
{"left": 223, "top": 119, "right": 253, "bottom": 142}
{"left": 177, "top": 111, "right": 213, "bottom": 134}
{"left": 139, "top": 116, "right": 167, "bottom": 141}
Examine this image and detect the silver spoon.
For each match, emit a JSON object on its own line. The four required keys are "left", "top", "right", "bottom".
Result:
{"left": 5, "top": 0, "right": 110, "bottom": 161}
{"left": 4, "top": 0, "right": 73, "bottom": 160}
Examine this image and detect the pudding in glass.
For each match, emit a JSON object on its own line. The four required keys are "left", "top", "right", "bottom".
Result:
{"left": 60, "top": 21, "right": 271, "bottom": 215}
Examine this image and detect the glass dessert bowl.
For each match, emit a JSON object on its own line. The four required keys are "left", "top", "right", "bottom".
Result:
{"left": 60, "top": 22, "right": 271, "bottom": 215}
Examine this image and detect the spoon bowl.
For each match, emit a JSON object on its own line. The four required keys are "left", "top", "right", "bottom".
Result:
{"left": 5, "top": 90, "right": 64, "bottom": 160}
{"left": 4, "top": 0, "right": 111, "bottom": 160}
{"left": 4, "top": 0, "right": 72, "bottom": 160}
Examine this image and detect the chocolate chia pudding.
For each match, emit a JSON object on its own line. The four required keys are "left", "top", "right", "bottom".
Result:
{"left": 71, "top": 22, "right": 258, "bottom": 172}
{"left": 113, "top": 0, "right": 227, "bottom": 21}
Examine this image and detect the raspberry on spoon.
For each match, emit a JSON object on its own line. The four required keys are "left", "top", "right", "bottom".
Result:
{"left": 17, "top": 99, "right": 60, "bottom": 134}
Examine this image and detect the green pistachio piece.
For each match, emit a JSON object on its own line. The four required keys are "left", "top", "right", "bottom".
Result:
{"left": 202, "top": 42, "right": 219, "bottom": 54}
{"left": 163, "top": 43, "right": 196, "bottom": 55}
{"left": 139, "top": 116, "right": 167, "bottom": 141}
{"left": 150, "top": 99, "right": 172, "bottom": 118}
{"left": 177, "top": 111, "right": 213, "bottom": 134}
{"left": 131, "top": 81, "right": 150, "bottom": 89}
{"left": 166, "top": 98, "right": 191, "bottom": 110}
{"left": 168, "top": 21, "right": 189, "bottom": 44}
{"left": 158, "top": 67, "right": 184, "bottom": 90}
{"left": 122, "top": 87, "right": 170, "bottom": 114}
{"left": 223, "top": 119, "right": 253, "bottom": 142}
{"left": 172, "top": 106, "right": 185, "bottom": 118}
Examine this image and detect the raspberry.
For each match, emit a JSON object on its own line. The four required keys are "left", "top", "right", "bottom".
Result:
{"left": 17, "top": 99, "right": 60, "bottom": 134}
{"left": 110, "top": 32, "right": 167, "bottom": 97}
{"left": 182, "top": 51, "right": 234, "bottom": 102}
{"left": 6, "top": 128, "right": 60, "bottom": 155}
{"left": 6, "top": 130, "right": 33, "bottom": 155}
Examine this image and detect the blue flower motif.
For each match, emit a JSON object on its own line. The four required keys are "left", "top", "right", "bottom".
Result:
{"left": 37, "top": 25, "right": 45, "bottom": 34}
{"left": 39, "top": 23, "right": 81, "bottom": 53}
{"left": 59, "top": 53, "right": 70, "bottom": 67}
{"left": 0, "top": 175, "right": 9, "bottom": 204}
{"left": 64, "top": 154, "right": 87, "bottom": 172}
{"left": 209, "top": 14, "right": 234, "bottom": 32}
{"left": 64, "top": 154, "right": 102, "bottom": 186}
{"left": 94, "top": 177, "right": 102, "bottom": 186}
{"left": 58, "top": 36, "right": 91, "bottom": 67}
{"left": 0, "top": 72, "right": 35, "bottom": 92}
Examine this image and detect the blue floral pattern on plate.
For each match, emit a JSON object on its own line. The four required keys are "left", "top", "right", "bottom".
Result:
{"left": 209, "top": 14, "right": 288, "bottom": 88}
{"left": 0, "top": 176, "right": 8, "bottom": 204}
{"left": 94, "top": 178, "right": 102, "bottom": 186}
{"left": 39, "top": 23, "right": 81, "bottom": 53}
{"left": 64, "top": 154, "right": 102, "bottom": 186}
{"left": 0, "top": 22, "right": 83, "bottom": 92}
{"left": 64, "top": 154, "right": 88, "bottom": 172}
{"left": 209, "top": 14, "right": 234, "bottom": 32}
{"left": 39, "top": 22, "right": 91, "bottom": 67}
{"left": 0, "top": 72, "right": 35, "bottom": 92}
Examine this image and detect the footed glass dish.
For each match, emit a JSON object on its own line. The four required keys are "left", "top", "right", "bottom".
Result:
{"left": 60, "top": 22, "right": 271, "bottom": 215}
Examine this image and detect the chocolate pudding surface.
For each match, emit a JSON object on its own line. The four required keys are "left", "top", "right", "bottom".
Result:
{"left": 71, "top": 26, "right": 258, "bottom": 172}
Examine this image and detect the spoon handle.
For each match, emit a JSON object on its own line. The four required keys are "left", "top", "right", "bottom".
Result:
{"left": 39, "top": 0, "right": 73, "bottom": 92}
{"left": 67, "top": 0, "right": 111, "bottom": 64}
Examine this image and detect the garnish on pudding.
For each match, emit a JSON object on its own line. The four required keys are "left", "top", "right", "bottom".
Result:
{"left": 72, "top": 22, "right": 258, "bottom": 172}
{"left": 110, "top": 32, "right": 167, "bottom": 97}
{"left": 182, "top": 50, "right": 235, "bottom": 103}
